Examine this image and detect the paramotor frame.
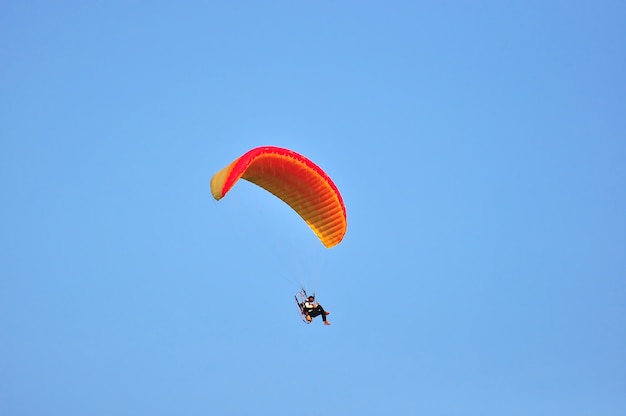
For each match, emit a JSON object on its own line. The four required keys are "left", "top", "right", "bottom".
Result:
{"left": 294, "top": 289, "right": 312, "bottom": 324}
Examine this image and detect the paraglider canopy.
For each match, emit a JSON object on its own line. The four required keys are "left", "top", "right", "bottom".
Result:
{"left": 210, "top": 146, "right": 347, "bottom": 248}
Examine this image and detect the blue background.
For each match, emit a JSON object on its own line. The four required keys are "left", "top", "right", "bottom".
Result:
{"left": 2, "top": 1, "right": 625, "bottom": 415}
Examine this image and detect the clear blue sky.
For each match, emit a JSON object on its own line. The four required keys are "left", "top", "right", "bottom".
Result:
{"left": 2, "top": 1, "right": 625, "bottom": 415}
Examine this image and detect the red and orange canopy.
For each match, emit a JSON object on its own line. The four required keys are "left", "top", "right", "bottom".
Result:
{"left": 210, "top": 146, "right": 347, "bottom": 248}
